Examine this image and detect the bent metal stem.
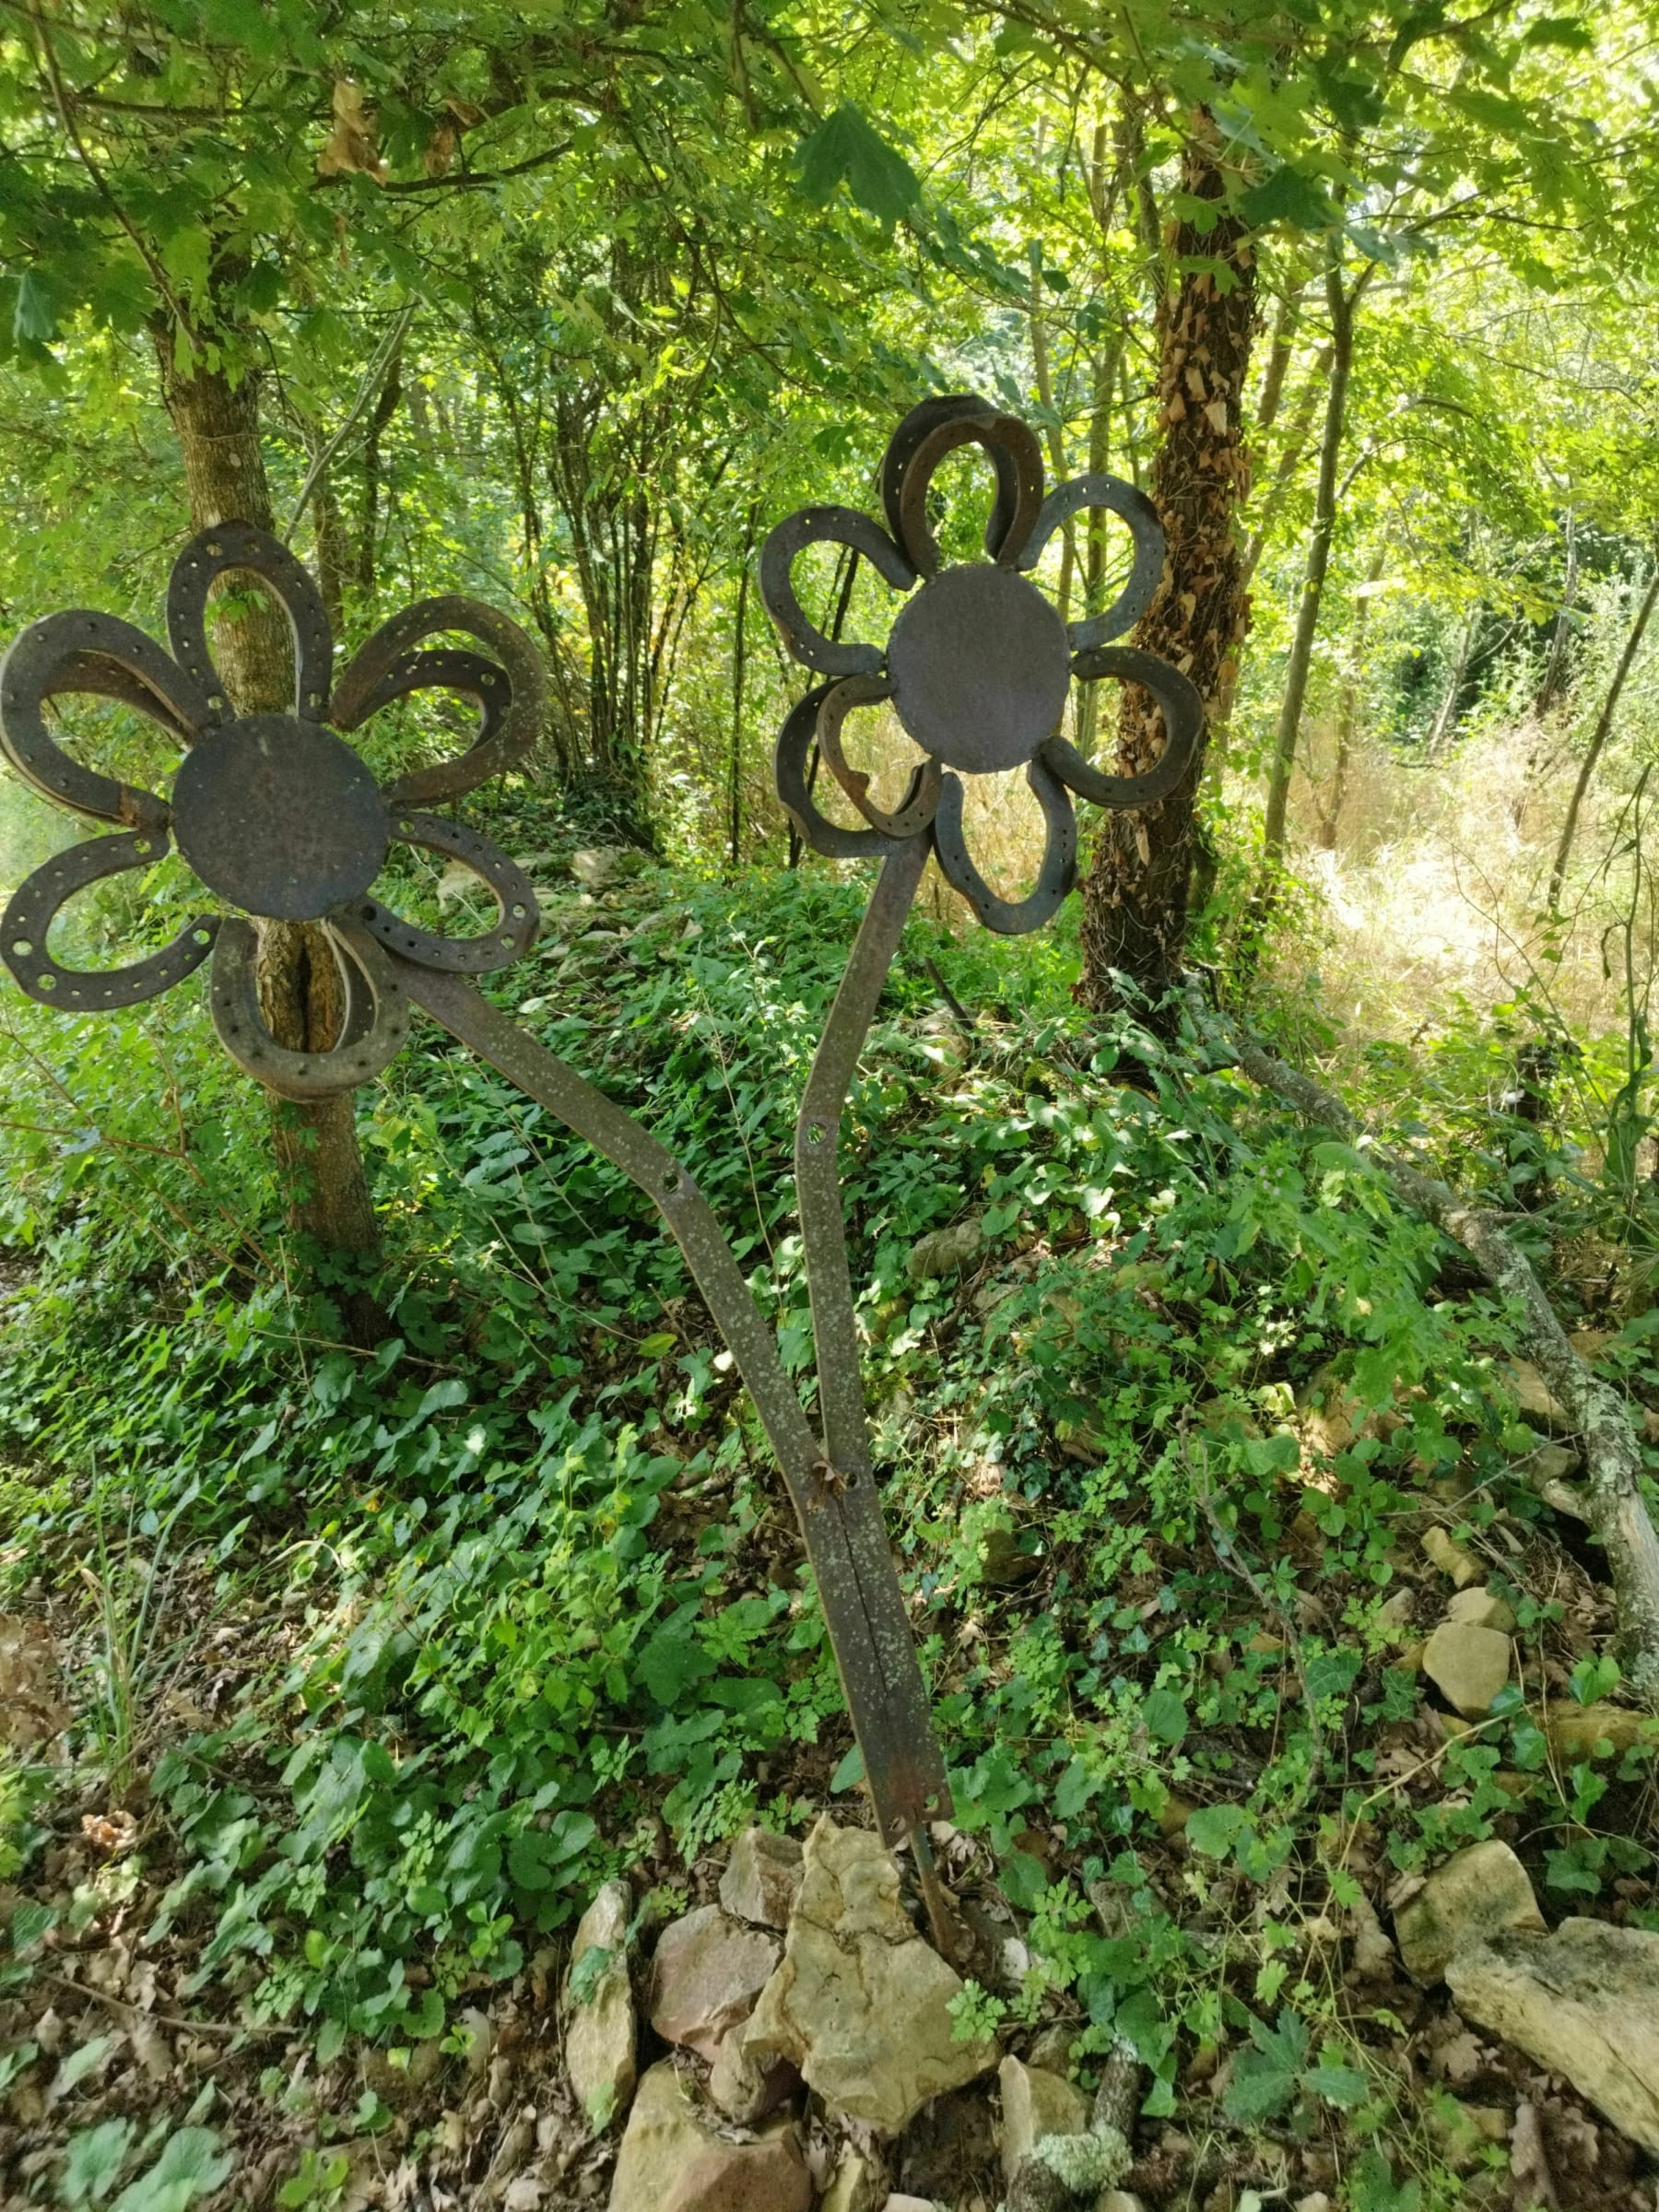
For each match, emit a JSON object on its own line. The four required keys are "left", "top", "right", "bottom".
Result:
{"left": 1, "top": 395, "right": 1206, "bottom": 1956}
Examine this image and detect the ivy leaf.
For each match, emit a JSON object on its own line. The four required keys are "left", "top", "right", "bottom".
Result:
{"left": 797, "top": 104, "right": 920, "bottom": 227}
{"left": 1239, "top": 164, "right": 1338, "bottom": 233}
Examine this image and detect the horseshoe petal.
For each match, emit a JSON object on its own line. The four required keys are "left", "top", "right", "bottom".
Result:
{"left": 358, "top": 811, "right": 539, "bottom": 974}
{"left": 1, "top": 830, "right": 218, "bottom": 1010}
{"left": 166, "top": 522, "right": 335, "bottom": 718}
{"left": 774, "top": 685, "right": 911, "bottom": 861}
{"left": 0, "top": 611, "right": 213, "bottom": 829}
{"left": 882, "top": 396, "right": 1045, "bottom": 577}
{"left": 759, "top": 506, "right": 916, "bottom": 677}
{"left": 1016, "top": 474, "right": 1167, "bottom": 648}
{"left": 930, "top": 758, "right": 1077, "bottom": 935}
{"left": 208, "top": 914, "right": 411, "bottom": 1100}
{"left": 1043, "top": 647, "right": 1204, "bottom": 809}
{"left": 332, "top": 598, "right": 546, "bottom": 805}
{"left": 815, "top": 676, "right": 941, "bottom": 840}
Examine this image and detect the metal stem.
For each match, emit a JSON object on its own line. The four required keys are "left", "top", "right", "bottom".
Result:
{"left": 396, "top": 957, "right": 948, "bottom": 1845}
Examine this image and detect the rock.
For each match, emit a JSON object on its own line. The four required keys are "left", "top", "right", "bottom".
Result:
{"left": 1427, "top": 2098, "right": 1511, "bottom": 2173}
{"left": 1445, "top": 1585, "right": 1517, "bottom": 1634}
{"left": 571, "top": 846, "right": 642, "bottom": 893}
{"left": 740, "top": 1816, "right": 997, "bottom": 2135}
{"left": 999, "top": 2056, "right": 1089, "bottom": 2183}
{"left": 1421, "top": 1527, "right": 1480, "bottom": 1587}
{"left": 1007, "top": 2128, "right": 1131, "bottom": 2212}
{"left": 1096, "top": 2195, "right": 1147, "bottom": 2212}
{"left": 1506, "top": 1360, "right": 1571, "bottom": 1431}
{"left": 980, "top": 1524, "right": 1041, "bottom": 1588}
{"left": 648, "top": 1906, "right": 779, "bottom": 2062}
{"left": 1422, "top": 1621, "right": 1511, "bottom": 1717}
{"left": 1544, "top": 1700, "right": 1654, "bottom": 1759}
{"left": 1376, "top": 1588, "right": 1418, "bottom": 1642}
{"left": 821, "top": 2153, "right": 883, "bottom": 2212}
{"left": 881, "top": 2200, "right": 939, "bottom": 2212}
{"left": 564, "top": 1880, "right": 637, "bottom": 2130}
{"left": 906, "top": 1218, "right": 982, "bottom": 1285}
{"left": 706, "top": 2025, "right": 798, "bottom": 2125}
{"left": 607, "top": 2061, "right": 811, "bottom": 2212}
{"left": 1513, "top": 1441, "right": 1580, "bottom": 1488}
{"left": 1394, "top": 1841, "right": 1545, "bottom": 1984}
{"left": 720, "top": 1829, "right": 805, "bottom": 1931}
{"left": 1447, "top": 1918, "right": 1659, "bottom": 2155}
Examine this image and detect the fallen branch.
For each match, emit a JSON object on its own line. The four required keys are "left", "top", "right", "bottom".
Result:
{"left": 1200, "top": 1001, "right": 1659, "bottom": 1705}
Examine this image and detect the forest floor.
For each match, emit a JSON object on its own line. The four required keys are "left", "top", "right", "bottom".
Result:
{"left": 1, "top": 833, "right": 1655, "bottom": 2210}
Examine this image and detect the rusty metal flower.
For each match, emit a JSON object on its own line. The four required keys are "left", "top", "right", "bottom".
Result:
{"left": 0, "top": 524, "right": 545, "bottom": 1098}
{"left": 762, "top": 393, "right": 1202, "bottom": 931}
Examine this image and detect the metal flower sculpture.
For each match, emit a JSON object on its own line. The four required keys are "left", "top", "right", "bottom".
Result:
{"left": 761, "top": 392, "right": 1202, "bottom": 934}
{"left": 0, "top": 524, "right": 545, "bottom": 1100}
{"left": 0, "top": 518, "right": 959, "bottom": 1937}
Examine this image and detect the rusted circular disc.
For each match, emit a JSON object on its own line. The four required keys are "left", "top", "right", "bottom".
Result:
{"left": 887, "top": 566, "right": 1070, "bottom": 774}
{"left": 172, "top": 714, "right": 389, "bottom": 921}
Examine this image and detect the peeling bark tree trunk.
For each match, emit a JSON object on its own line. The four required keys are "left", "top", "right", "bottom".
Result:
{"left": 1213, "top": 1008, "right": 1659, "bottom": 1703}
{"left": 1077, "top": 121, "right": 1256, "bottom": 1016}
{"left": 158, "top": 347, "right": 386, "bottom": 1338}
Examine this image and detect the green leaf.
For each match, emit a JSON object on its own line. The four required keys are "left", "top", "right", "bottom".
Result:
{"left": 1305, "top": 2056, "right": 1369, "bottom": 2108}
{"left": 1184, "top": 1803, "right": 1249, "bottom": 1858}
{"left": 1221, "top": 2007, "right": 1309, "bottom": 2122}
{"left": 1000, "top": 1849, "right": 1049, "bottom": 1910}
{"left": 1142, "top": 1688, "right": 1189, "bottom": 1746}
{"left": 111, "top": 2128, "right": 232, "bottom": 2212}
{"left": 61, "top": 2119, "right": 135, "bottom": 2208}
{"left": 1239, "top": 165, "right": 1338, "bottom": 233}
{"left": 830, "top": 1743, "right": 865, "bottom": 1793}
{"left": 637, "top": 1626, "right": 714, "bottom": 1707}
{"left": 797, "top": 104, "right": 920, "bottom": 227}
{"left": 13, "top": 270, "right": 55, "bottom": 345}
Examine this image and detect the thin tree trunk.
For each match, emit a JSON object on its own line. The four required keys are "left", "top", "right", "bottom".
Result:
{"left": 1253, "top": 270, "right": 1307, "bottom": 441}
{"left": 1318, "top": 546, "right": 1382, "bottom": 849}
{"left": 1262, "top": 256, "right": 1363, "bottom": 864}
{"left": 1535, "top": 506, "right": 1579, "bottom": 718}
{"left": 1241, "top": 343, "right": 1335, "bottom": 592}
{"left": 1077, "top": 117, "right": 1256, "bottom": 1015}
{"left": 157, "top": 347, "right": 386, "bottom": 1339}
{"left": 728, "top": 505, "right": 756, "bottom": 867}
{"left": 1548, "top": 555, "right": 1659, "bottom": 911}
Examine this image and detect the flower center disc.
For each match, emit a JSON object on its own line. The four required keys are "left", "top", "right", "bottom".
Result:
{"left": 171, "top": 715, "right": 390, "bottom": 922}
{"left": 887, "top": 565, "right": 1071, "bottom": 774}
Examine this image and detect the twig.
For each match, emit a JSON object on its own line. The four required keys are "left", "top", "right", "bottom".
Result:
{"left": 37, "top": 1969, "right": 289, "bottom": 2041}
{"left": 924, "top": 955, "right": 977, "bottom": 1033}
{"left": 283, "top": 299, "right": 419, "bottom": 540}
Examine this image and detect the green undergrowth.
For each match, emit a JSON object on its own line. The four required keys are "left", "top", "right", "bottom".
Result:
{"left": 2, "top": 831, "right": 1655, "bottom": 2174}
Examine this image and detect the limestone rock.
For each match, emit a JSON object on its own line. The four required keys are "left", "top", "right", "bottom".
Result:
{"left": 1446, "top": 1918, "right": 1659, "bottom": 2155}
{"left": 563, "top": 1880, "right": 637, "bottom": 2130}
{"left": 607, "top": 2060, "right": 811, "bottom": 2212}
{"left": 1394, "top": 1840, "right": 1545, "bottom": 1985}
{"left": 1544, "top": 1700, "right": 1654, "bottom": 1759}
{"left": 906, "top": 1218, "right": 982, "bottom": 1285}
{"left": 1421, "top": 1527, "right": 1480, "bottom": 1587}
{"left": 1445, "top": 1585, "right": 1517, "bottom": 1634}
{"left": 706, "top": 2023, "right": 798, "bottom": 2125}
{"left": 821, "top": 2152, "right": 883, "bottom": 2212}
{"left": 1422, "top": 1620, "right": 1511, "bottom": 1717}
{"left": 720, "top": 1828, "right": 805, "bottom": 1930}
{"left": 999, "top": 2055, "right": 1089, "bottom": 2182}
{"left": 571, "top": 846, "right": 642, "bottom": 893}
{"left": 741, "top": 1816, "right": 997, "bottom": 2134}
{"left": 881, "top": 2199, "right": 939, "bottom": 2212}
{"left": 648, "top": 1906, "right": 779, "bottom": 2062}
{"left": 1506, "top": 1360, "right": 1571, "bottom": 1431}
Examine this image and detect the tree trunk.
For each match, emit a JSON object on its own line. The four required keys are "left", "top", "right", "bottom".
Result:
{"left": 1548, "top": 553, "right": 1659, "bottom": 911}
{"left": 1318, "top": 546, "right": 1382, "bottom": 849}
{"left": 157, "top": 348, "right": 386, "bottom": 1337}
{"left": 1535, "top": 506, "right": 1579, "bottom": 719}
{"left": 1262, "top": 256, "right": 1359, "bottom": 864}
{"left": 1077, "top": 119, "right": 1256, "bottom": 1014}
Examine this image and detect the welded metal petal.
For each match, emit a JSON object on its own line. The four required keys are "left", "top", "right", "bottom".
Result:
{"left": 0, "top": 611, "right": 214, "bottom": 829}
{"left": 1016, "top": 473, "right": 1166, "bottom": 649}
{"left": 815, "top": 676, "right": 941, "bottom": 839}
{"left": 358, "top": 811, "right": 539, "bottom": 973}
{"left": 166, "top": 523, "right": 335, "bottom": 718}
{"left": 332, "top": 599, "right": 545, "bottom": 804}
{"left": 759, "top": 506, "right": 917, "bottom": 677}
{"left": 208, "top": 914, "right": 410, "bottom": 1098}
{"left": 883, "top": 397, "right": 1044, "bottom": 577}
{"left": 931, "top": 756, "right": 1077, "bottom": 935}
{"left": 1, "top": 830, "right": 218, "bottom": 1010}
{"left": 1044, "top": 646, "right": 1204, "bottom": 809}
{"left": 774, "top": 686, "right": 912, "bottom": 861}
